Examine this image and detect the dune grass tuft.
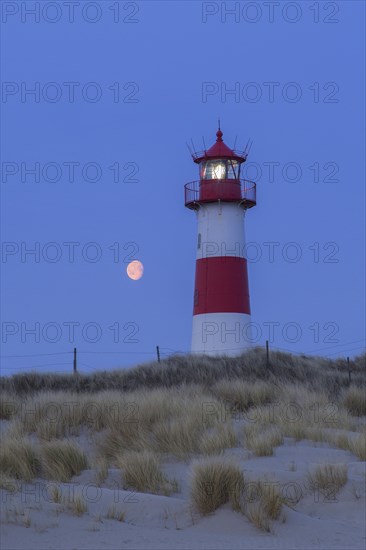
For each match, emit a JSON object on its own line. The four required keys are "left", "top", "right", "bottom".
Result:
{"left": 239, "top": 479, "right": 287, "bottom": 532}
{"left": 151, "top": 414, "right": 204, "bottom": 458}
{"left": 306, "top": 463, "right": 348, "bottom": 497}
{"left": 244, "top": 502, "right": 271, "bottom": 532}
{"left": 199, "top": 422, "right": 238, "bottom": 455}
{"left": 105, "top": 505, "right": 125, "bottom": 522}
{"left": 212, "top": 380, "right": 276, "bottom": 413}
{"left": 0, "top": 438, "right": 40, "bottom": 481}
{"left": 0, "top": 393, "right": 19, "bottom": 420}
{"left": 190, "top": 457, "right": 244, "bottom": 514}
{"left": 117, "top": 450, "right": 178, "bottom": 495}
{"left": 50, "top": 485, "right": 62, "bottom": 503}
{"left": 348, "top": 433, "right": 366, "bottom": 461}
{"left": 0, "top": 473, "right": 18, "bottom": 493}
{"left": 244, "top": 424, "right": 284, "bottom": 456}
{"left": 41, "top": 440, "right": 88, "bottom": 482}
{"left": 342, "top": 387, "right": 366, "bottom": 416}
{"left": 66, "top": 495, "right": 88, "bottom": 516}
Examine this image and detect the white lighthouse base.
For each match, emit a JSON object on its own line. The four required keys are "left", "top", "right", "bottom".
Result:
{"left": 191, "top": 312, "right": 252, "bottom": 356}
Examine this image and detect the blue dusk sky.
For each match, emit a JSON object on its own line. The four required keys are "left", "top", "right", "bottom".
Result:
{"left": 1, "top": 1, "right": 365, "bottom": 375}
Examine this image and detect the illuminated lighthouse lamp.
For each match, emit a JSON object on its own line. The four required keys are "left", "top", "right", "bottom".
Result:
{"left": 200, "top": 158, "right": 240, "bottom": 180}
{"left": 185, "top": 128, "right": 256, "bottom": 356}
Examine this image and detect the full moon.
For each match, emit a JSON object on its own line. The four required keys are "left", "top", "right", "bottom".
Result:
{"left": 127, "top": 260, "right": 144, "bottom": 281}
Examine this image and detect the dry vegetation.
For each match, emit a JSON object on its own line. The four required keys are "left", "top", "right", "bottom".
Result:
{"left": 190, "top": 457, "right": 244, "bottom": 513}
{"left": 240, "top": 480, "right": 286, "bottom": 532}
{"left": 341, "top": 386, "right": 366, "bottom": 416}
{"left": 117, "top": 450, "right": 178, "bottom": 495}
{"left": 244, "top": 424, "right": 284, "bottom": 456}
{"left": 306, "top": 463, "right": 348, "bottom": 497}
{"left": 0, "top": 348, "right": 365, "bottom": 531}
{"left": 199, "top": 422, "right": 238, "bottom": 455}
{"left": 41, "top": 440, "right": 88, "bottom": 482}
{"left": 105, "top": 505, "right": 125, "bottom": 522}
{"left": 66, "top": 495, "right": 88, "bottom": 516}
{"left": 0, "top": 438, "right": 40, "bottom": 481}
{"left": 1, "top": 348, "right": 364, "bottom": 396}
{"left": 189, "top": 457, "right": 287, "bottom": 532}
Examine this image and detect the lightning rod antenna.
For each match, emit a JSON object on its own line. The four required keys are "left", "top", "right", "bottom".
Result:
{"left": 186, "top": 141, "right": 193, "bottom": 157}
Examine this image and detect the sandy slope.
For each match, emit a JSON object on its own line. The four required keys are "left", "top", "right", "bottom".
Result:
{"left": 1, "top": 436, "right": 365, "bottom": 550}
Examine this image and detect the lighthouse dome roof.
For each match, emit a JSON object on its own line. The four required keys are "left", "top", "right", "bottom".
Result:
{"left": 193, "top": 129, "right": 246, "bottom": 164}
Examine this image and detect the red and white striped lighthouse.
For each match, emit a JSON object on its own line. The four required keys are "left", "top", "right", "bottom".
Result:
{"left": 185, "top": 127, "right": 256, "bottom": 356}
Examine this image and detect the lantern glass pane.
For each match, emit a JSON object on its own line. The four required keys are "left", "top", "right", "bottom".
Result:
{"left": 201, "top": 161, "right": 226, "bottom": 180}
{"left": 227, "top": 160, "right": 240, "bottom": 179}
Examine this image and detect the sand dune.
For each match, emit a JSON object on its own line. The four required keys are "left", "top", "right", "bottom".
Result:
{"left": 1, "top": 350, "right": 365, "bottom": 549}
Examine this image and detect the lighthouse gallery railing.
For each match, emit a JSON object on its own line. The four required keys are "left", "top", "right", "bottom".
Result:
{"left": 184, "top": 179, "right": 256, "bottom": 209}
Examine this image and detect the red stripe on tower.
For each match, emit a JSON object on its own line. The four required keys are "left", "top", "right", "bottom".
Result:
{"left": 193, "top": 257, "right": 250, "bottom": 315}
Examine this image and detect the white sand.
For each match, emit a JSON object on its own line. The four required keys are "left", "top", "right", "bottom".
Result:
{"left": 1, "top": 433, "right": 365, "bottom": 550}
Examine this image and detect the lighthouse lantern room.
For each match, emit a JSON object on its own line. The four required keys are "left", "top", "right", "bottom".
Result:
{"left": 185, "top": 128, "right": 256, "bottom": 356}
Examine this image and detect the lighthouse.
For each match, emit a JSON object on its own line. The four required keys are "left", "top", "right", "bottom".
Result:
{"left": 185, "top": 127, "right": 256, "bottom": 356}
